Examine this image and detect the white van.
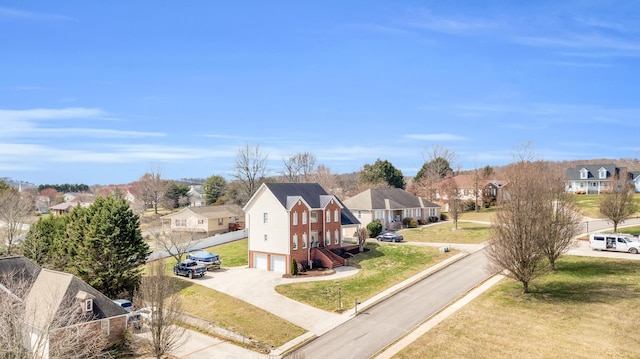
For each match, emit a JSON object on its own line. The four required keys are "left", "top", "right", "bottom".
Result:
{"left": 589, "top": 233, "right": 640, "bottom": 254}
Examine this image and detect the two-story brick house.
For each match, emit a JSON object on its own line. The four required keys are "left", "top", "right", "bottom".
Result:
{"left": 243, "top": 183, "right": 360, "bottom": 274}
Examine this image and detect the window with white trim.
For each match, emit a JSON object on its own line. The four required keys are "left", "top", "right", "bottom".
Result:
{"left": 599, "top": 168, "right": 607, "bottom": 179}
{"left": 85, "top": 299, "right": 93, "bottom": 312}
{"left": 263, "top": 213, "right": 268, "bottom": 223}
{"left": 326, "top": 212, "right": 330, "bottom": 223}
{"left": 334, "top": 209, "right": 339, "bottom": 222}
{"left": 293, "top": 212, "right": 298, "bottom": 225}
{"left": 302, "top": 211, "right": 307, "bottom": 224}
{"left": 302, "top": 233, "right": 307, "bottom": 248}
{"left": 293, "top": 234, "right": 298, "bottom": 250}
{"left": 218, "top": 218, "right": 223, "bottom": 225}
{"left": 357, "top": 210, "right": 361, "bottom": 218}
{"left": 264, "top": 234, "right": 268, "bottom": 241}
{"left": 310, "top": 212, "right": 318, "bottom": 223}
{"left": 580, "top": 168, "right": 588, "bottom": 179}
{"left": 325, "top": 231, "right": 331, "bottom": 246}
{"left": 334, "top": 230, "right": 339, "bottom": 244}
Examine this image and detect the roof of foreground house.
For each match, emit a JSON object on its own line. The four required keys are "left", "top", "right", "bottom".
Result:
{"left": 251, "top": 183, "right": 360, "bottom": 226}
{"left": 343, "top": 187, "right": 440, "bottom": 210}
{"left": 0, "top": 256, "right": 127, "bottom": 330}
{"left": 162, "top": 204, "right": 244, "bottom": 219}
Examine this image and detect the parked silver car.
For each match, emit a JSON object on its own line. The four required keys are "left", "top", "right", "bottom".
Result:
{"left": 377, "top": 230, "right": 404, "bottom": 242}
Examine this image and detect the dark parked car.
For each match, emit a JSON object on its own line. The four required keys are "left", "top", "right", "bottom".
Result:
{"left": 377, "top": 230, "right": 404, "bottom": 242}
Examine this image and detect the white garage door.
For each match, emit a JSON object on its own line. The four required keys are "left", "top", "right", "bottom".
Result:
{"left": 271, "top": 255, "right": 286, "bottom": 273}
{"left": 254, "top": 253, "right": 268, "bottom": 270}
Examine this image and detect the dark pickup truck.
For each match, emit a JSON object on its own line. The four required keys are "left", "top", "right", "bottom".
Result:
{"left": 173, "top": 260, "right": 207, "bottom": 279}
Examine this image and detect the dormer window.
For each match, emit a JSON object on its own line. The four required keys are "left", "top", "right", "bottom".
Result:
{"left": 598, "top": 168, "right": 607, "bottom": 179}
{"left": 75, "top": 290, "right": 95, "bottom": 313}
{"left": 579, "top": 168, "right": 588, "bottom": 180}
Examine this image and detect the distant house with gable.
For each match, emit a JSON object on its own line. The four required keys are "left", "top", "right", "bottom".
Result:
{"left": 161, "top": 204, "right": 245, "bottom": 235}
{"left": 565, "top": 163, "right": 634, "bottom": 194}
{"left": 343, "top": 187, "right": 440, "bottom": 230}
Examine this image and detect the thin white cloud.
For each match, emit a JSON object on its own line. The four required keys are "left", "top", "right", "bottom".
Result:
{"left": 0, "top": 107, "right": 107, "bottom": 121}
{"left": 512, "top": 33, "right": 640, "bottom": 53}
{"left": 404, "top": 8, "right": 498, "bottom": 35}
{"left": 0, "top": 6, "right": 73, "bottom": 21}
{"left": 405, "top": 133, "right": 467, "bottom": 141}
{"left": 0, "top": 107, "right": 165, "bottom": 139}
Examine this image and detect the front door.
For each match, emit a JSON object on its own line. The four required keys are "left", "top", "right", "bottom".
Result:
{"left": 310, "top": 231, "right": 318, "bottom": 248}
{"left": 616, "top": 237, "right": 629, "bottom": 252}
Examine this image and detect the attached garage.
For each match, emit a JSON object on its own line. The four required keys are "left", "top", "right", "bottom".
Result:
{"left": 254, "top": 253, "right": 268, "bottom": 270}
{"left": 271, "top": 255, "right": 286, "bottom": 274}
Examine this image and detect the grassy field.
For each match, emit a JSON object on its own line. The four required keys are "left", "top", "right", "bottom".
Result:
{"left": 401, "top": 221, "right": 491, "bottom": 244}
{"left": 573, "top": 193, "right": 640, "bottom": 219}
{"left": 206, "top": 238, "right": 248, "bottom": 267}
{"left": 275, "top": 243, "right": 457, "bottom": 312}
{"left": 173, "top": 278, "right": 306, "bottom": 347}
{"left": 452, "top": 207, "right": 496, "bottom": 223}
{"left": 394, "top": 256, "right": 640, "bottom": 359}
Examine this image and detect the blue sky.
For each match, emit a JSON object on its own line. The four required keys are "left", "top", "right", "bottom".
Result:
{"left": 2, "top": 1, "right": 639, "bottom": 185}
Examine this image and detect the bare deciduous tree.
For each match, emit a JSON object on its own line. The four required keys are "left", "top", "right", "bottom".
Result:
{"left": 0, "top": 189, "right": 34, "bottom": 255}
{"left": 234, "top": 144, "right": 269, "bottom": 203}
{"left": 441, "top": 177, "right": 462, "bottom": 230}
{"left": 311, "top": 165, "right": 338, "bottom": 195}
{"left": 135, "top": 260, "right": 186, "bottom": 359}
{"left": 135, "top": 169, "right": 167, "bottom": 215}
{"left": 486, "top": 160, "right": 550, "bottom": 294}
{"left": 538, "top": 168, "right": 581, "bottom": 271}
{"left": 356, "top": 227, "right": 369, "bottom": 252}
{"left": 154, "top": 227, "right": 197, "bottom": 265}
{"left": 599, "top": 178, "right": 637, "bottom": 232}
{"left": 415, "top": 145, "right": 456, "bottom": 201}
{"left": 282, "top": 152, "right": 317, "bottom": 183}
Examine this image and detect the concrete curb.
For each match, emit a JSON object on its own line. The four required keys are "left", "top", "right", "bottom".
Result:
{"left": 343, "top": 251, "right": 469, "bottom": 317}
{"left": 374, "top": 274, "right": 505, "bottom": 359}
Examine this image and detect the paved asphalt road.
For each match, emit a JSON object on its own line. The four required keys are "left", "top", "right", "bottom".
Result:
{"left": 295, "top": 249, "right": 493, "bottom": 359}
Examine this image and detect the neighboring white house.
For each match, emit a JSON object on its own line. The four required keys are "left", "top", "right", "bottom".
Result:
{"left": 187, "top": 185, "right": 205, "bottom": 207}
{"left": 565, "top": 164, "right": 630, "bottom": 194}
{"left": 342, "top": 187, "right": 440, "bottom": 230}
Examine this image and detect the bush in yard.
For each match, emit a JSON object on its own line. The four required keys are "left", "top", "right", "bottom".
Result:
{"left": 463, "top": 200, "right": 476, "bottom": 212}
{"left": 441, "top": 213, "right": 448, "bottom": 221}
{"left": 367, "top": 220, "right": 383, "bottom": 238}
{"left": 429, "top": 216, "right": 439, "bottom": 223}
{"left": 402, "top": 217, "right": 418, "bottom": 228}
{"left": 291, "top": 258, "right": 298, "bottom": 276}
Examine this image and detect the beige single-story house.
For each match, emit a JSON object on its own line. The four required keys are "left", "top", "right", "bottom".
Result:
{"left": 161, "top": 205, "right": 245, "bottom": 235}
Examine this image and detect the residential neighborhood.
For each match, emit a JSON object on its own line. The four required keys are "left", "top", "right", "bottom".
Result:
{"left": 2, "top": 157, "right": 640, "bottom": 358}
{"left": 2, "top": 2, "right": 640, "bottom": 358}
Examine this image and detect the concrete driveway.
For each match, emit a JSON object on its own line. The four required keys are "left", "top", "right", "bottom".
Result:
{"left": 195, "top": 265, "right": 358, "bottom": 336}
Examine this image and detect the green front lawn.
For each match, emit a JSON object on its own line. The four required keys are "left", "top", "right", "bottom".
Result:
{"left": 573, "top": 193, "right": 640, "bottom": 219}
{"left": 205, "top": 238, "right": 248, "bottom": 267}
{"left": 401, "top": 221, "right": 491, "bottom": 244}
{"left": 394, "top": 256, "right": 640, "bottom": 358}
{"left": 174, "top": 278, "right": 306, "bottom": 348}
{"left": 275, "top": 243, "right": 457, "bottom": 312}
